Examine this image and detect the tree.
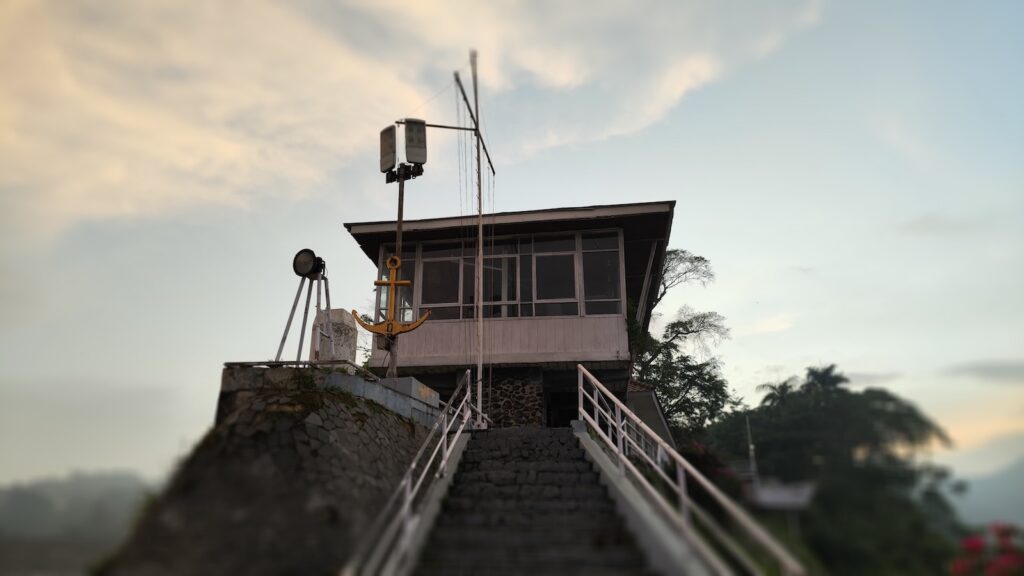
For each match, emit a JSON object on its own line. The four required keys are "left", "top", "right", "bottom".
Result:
{"left": 630, "top": 249, "right": 735, "bottom": 432}
{"left": 707, "top": 364, "right": 960, "bottom": 575}
{"left": 755, "top": 378, "right": 798, "bottom": 407}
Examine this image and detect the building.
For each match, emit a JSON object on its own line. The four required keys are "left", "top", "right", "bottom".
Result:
{"left": 344, "top": 200, "right": 676, "bottom": 433}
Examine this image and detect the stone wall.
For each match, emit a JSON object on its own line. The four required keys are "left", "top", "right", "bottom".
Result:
{"left": 482, "top": 372, "right": 545, "bottom": 428}
{"left": 99, "top": 369, "right": 427, "bottom": 576}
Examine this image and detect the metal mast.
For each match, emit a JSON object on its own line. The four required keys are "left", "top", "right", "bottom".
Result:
{"left": 471, "top": 50, "right": 484, "bottom": 425}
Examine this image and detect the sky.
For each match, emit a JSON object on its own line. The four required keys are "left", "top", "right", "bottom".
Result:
{"left": 1, "top": 0, "right": 1022, "bottom": 484}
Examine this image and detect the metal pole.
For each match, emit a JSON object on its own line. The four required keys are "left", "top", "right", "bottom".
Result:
{"left": 472, "top": 50, "right": 484, "bottom": 426}
{"left": 276, "top": 277, "right": 306, "bottom": 361}
{"left": 297, "top": 278, "right": 314, "bottom": 362}
{"left": 388, "top": 173, "right": 405, "bottom": 379}
{"left": 313, "top": 275, "right": 323, "bottom": 361}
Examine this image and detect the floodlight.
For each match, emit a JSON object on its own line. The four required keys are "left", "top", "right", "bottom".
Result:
{"left": 380, "top": 125, "right": 397, "bottom": 173}
{"left": 292, "top": 248, "right": 323, "bottom": 278}
{"left": 405, "top": 119, "right": 427, "bottom": 165}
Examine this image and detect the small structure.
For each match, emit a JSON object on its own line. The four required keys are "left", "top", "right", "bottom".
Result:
{"left": 345, "top": 200, "right": 675, "bottom": 427}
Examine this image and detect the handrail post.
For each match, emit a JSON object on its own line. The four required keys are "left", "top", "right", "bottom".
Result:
{"left": 464, "top": 369, "right": 471, "bottom": 426}
{"left": 615, "top": 403, "right": 625, "bottom": 474}
{"left": 676, "top": 457, "right": 691, "bottom": 523}
{"left": 440, "top": 409, "right": 449, "bottom": 477}
{"left": 577, "top": 367, "right": 584, "bottom": 419}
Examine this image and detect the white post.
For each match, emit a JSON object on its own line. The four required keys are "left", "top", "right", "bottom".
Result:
{"left": 577, "top": 368, "right": 584, "bottom": 420}
{"left": 676, "top": 460, "right": 691, "bottom": 522}
{"left": 324, "top": 274, "right": 335, "bottom": 358}
{"left": 615, "top": 404, "right": 625, "bottom": 474}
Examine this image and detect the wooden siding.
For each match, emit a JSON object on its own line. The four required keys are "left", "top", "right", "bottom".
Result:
{"left": 368, "top": 316, "right": 630, "bottom": 369}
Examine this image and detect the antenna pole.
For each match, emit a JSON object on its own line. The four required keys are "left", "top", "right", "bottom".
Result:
{"left": 471, "top": 50, "right": 484, "bottom": 426}
{"left": 388, "top": 174, "right": 406, "bottom": 378}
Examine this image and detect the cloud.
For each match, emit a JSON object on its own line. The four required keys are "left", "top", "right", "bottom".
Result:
{"left": 737, "top": 314, "right": 794, "bottom": 336}
{"left": 898, "top": 214, "right": 985, "bottom": 236}
{"left": 847, "top": 371, "right": 902, "bottom": 385}
{"left": 0, "top": 0, "right": 426, "bottom": 238}
{"left": 947, "top": 360, "right": 1024, "bottom": 384}
{"left": 0, "top": 0, "right": 822, "bottom": 240}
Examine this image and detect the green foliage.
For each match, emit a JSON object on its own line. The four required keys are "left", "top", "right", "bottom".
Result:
{"left": 708, "top": 364, "right": 961, "bottom": 575}
{"left": 630, "top": 249, "right": 737, "bottom": 431}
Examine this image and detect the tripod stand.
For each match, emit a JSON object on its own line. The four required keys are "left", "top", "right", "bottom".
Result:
{"left": 275, "top": 259, "right": 335, "bottom": 363}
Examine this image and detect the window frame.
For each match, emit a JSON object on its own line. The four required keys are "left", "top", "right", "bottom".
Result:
{"left": 375, "top": 228, "right": 625, "bottom": 322}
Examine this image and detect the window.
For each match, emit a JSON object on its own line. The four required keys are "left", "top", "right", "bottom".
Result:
{"left": 377, "top": 246, "right": 415, "bottom": 322}
{"left": 534, "top": 235, "right": 578, "bottom": 317}
{"left": 582, "top": 232, "right": 621, "bottom": 314}
{"left": 419, "top": 242, "right": 469, "bottom": 321}
{"left": 384, "top": 230, "right": 623, "bottom": 321}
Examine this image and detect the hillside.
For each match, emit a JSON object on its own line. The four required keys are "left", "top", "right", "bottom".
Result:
{"left": 0, "top": 471, "right": 150, "bottom": 575}
{"left": 954, "top": 456, "right": 1024, "bottom": 527}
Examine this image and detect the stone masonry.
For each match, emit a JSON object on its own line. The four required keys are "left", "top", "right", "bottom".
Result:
{"left": 482, "top": 374, "right": 545, "bottom": 428}
{"left": 99, "top": 369, "right": 427, "bottom": 576}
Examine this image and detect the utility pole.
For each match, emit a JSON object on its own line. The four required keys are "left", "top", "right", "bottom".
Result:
{"left": 471, "top": 50, "right": 484, "bottom": 426}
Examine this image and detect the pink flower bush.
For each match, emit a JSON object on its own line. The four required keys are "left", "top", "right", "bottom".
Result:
{"left": 951, "top": 523, "right": 1024, "bottom": 576}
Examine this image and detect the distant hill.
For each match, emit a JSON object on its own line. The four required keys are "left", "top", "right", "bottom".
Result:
{"left": 953, "top": 456, "right": 1024, "bottom": 527}
{"left": 0, "top": 471, "right": 151, "bottom": 575}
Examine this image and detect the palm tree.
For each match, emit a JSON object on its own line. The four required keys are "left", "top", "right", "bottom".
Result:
{"left": 801, "top": 364, "right": 849, "bottom": 394}
{"left": 756, "top": 379, "right": 797, "bottom": 407}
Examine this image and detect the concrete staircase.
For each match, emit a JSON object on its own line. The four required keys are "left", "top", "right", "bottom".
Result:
{"left": 414, "top": 427, "right": 653, "bottom": 576}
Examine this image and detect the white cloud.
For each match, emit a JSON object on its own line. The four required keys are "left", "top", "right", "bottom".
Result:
{"left": 0, "top": 0, "right": 426, "bottom": 238}
{"left": 737, "top": 313, "right": 795, "bottom": 336}
{"left": 0, "top": 0, "right": 822, "bottom": 240}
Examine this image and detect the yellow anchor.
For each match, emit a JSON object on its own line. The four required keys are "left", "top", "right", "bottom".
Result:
{"left": 351, "top": 255, "right": 430, "bottom": 337}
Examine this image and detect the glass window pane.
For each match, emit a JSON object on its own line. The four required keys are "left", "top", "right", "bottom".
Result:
{"left": 519, "top": 237, "right": 533, "bottom": 254}
{"left": 482, "top": 304, "right": 518, "bottom": 318}
{"left": 536, "top": 254, "right": 575, "bottom": 300}
{"left": 482, "top": 257, "right": 517, "bottom": 302}
{"left": 585, "top": 300, "right": 621, "bottom": 315}
{"left": 520, "top": 303, "right": 533, "bottom": 317}
{"left": 462, "top": 259, "right": 474, "bottom": 304}
{"left": 421, "top": 242, "right": 462, "bottom": 258}
{"left": 483, "top": 239, "right": 517, "bottom": 256}
{"left": 535, "top": 302, "right": 579, "bottom": 316}
{"left": 583, "top": 251, "right": 620, "bottom": 301}
{"left": 382, "top": 245, "right": 416, "bottom": 262}
{"left": 422, "top": 260, "right": 460, "bottom": 304}
{"left": 519, "top": 256, "right": 532, "bottom": 302}
{"left": 378, "top": 258, "right": 414, "bottom": 320}
{"left": 423, "top": 306, "right": 460, "bottom": 319}
{"left": 534, "top": 235, "right": 575, "bottom": 253}
{"left": 582, "top": 233, "right": 618, "bottom": 251}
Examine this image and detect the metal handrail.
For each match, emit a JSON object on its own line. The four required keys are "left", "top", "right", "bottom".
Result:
{"left": 341, "top": 369, "right": 475, "bottom": 576}
{"left": 577, "top": 364, "right": 806, "bottom": 576}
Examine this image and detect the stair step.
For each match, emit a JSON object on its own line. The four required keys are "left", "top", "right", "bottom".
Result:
{"left": 443, "top": 496, "right": 616, "bottom": 514}
{"left": 446, "top": 482, "right": 608, "bottom": 500}
{"left": 454, "top": 469, "right": 599, "bottom": 486}
{"left": 437, "top": 510, "right": 619, "bottom": 527}
{"left": 413, "top": 426, "right": 649, "bottom": 575}
{"left": 459, "top": 459, "right": 594, "bottom": 473}
{"left": 418, "top": 545, "right": 646, "bottom": 568}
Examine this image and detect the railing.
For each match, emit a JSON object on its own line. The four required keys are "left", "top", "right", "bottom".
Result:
{"left": 577, "top": 365, "right": 806, "bottom": 576}
{"left": 341, "top": 369, "right": 482, "bottom": 576}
